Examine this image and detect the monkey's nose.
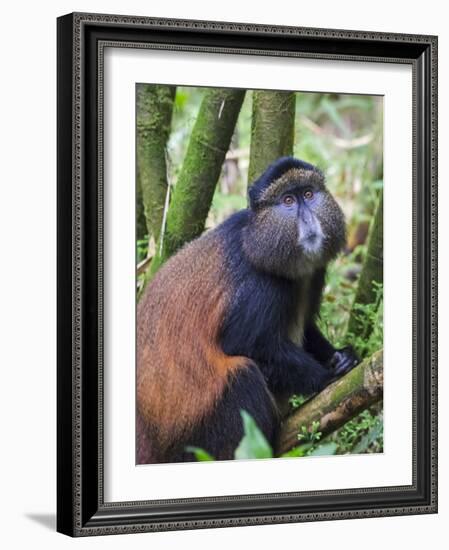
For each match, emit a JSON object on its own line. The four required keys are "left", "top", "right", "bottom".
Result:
{"left": 298, "top": 230, "right": 323, "bottom": 253}
{"left": 306, "top": 233, "right": 318, "bottom": 244}
{"left": 299, "top": 231, "right": 317, "bottom": 245}
{"left": 298, "top": 214, "right": 324, "bottom": 253}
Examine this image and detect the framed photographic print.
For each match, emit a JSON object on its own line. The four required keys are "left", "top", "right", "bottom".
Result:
{"left": 57, "top": 12, "right": 438, "bottom": 537}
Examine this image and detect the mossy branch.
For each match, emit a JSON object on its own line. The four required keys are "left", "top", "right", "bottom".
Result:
{"left": 276, "top": 349, "right": 383, "bottom": 455}
{"left": 248, "top": 91, "right": 296, "bottom": 185}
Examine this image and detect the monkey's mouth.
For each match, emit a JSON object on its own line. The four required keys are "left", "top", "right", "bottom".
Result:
{"left": 297, "top": 215, "right": 324, "bottom": 256}
{"left": 298, "top": 232, "right": 323, "bottom": 254}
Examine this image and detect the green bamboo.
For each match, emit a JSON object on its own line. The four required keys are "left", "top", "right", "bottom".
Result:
{"left": 146, "top": 87, "right": 245, "bottom": 280}
{"left": 136, "top": 174, "right": 147, "bottom": 242}
{"left": 247, "top": 91, "right": 296, "bottom": 185}
{"left": 136, "top": 84, "right": 176, "bottom": 241}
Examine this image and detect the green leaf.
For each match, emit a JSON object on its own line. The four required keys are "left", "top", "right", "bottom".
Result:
{"left": 288, "top": 394, "right": 307, "bottom": 410}
{"left": 234, "top": 410, "right": 273, "bottom": 460}
{"left": 280, "top": 446, "right": 309, "bottom": 458}
{"left": 185, "top": 446, "right": 215, "bottom": 461}
{"left": 309, "top": 442, "right": 338, "bottom": 456}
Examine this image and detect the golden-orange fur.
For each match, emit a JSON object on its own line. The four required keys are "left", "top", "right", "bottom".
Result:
{"left": 137, "top": 231, "right": 247, "bottom": 459}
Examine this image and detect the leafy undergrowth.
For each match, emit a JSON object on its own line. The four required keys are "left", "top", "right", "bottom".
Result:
{"left": 317, "top": 246, "right": 383, "bottom": 361}
{"left": 188, "top": 403, "right": 383, "bottom": 463}
{"left": 329, "top": 407, "right": 383, "bottom": 454}
{"left": 187, "top": 410, "right": 341, "bottom": 462}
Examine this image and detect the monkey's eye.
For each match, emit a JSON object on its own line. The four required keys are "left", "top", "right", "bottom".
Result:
{"left": 282, "top": 194, "right": 296, "bottom": 206}
{"left": 303, "top": 189, "right": 314, "bottom": 200}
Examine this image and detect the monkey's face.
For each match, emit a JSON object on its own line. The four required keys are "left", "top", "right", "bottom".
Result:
{"left": 244, "top": 168, "right": 346, "bottom": 279}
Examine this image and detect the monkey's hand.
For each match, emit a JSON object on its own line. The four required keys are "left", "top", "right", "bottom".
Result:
{"left": 327, "top": 346, "right": 359, "bottom": 377}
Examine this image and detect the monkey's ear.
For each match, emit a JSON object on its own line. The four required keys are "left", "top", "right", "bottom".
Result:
{"left": 248, "top": 184, "right": 259, "bottom": 209}
{"left": 247, "top": 168, "right": 271, "bottom": 209}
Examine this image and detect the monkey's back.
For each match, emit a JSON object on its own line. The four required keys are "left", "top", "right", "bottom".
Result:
{"left": 137, "top": 229, "right": 247, "bottom": 461}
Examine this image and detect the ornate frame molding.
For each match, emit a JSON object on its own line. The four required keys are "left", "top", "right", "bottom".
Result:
{"left": 57, "top": 12, "right": 437, "bottom": 537}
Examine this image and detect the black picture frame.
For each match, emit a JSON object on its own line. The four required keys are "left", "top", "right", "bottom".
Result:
{"left": 57, "top": 12, "right": 438, "bottom": 537}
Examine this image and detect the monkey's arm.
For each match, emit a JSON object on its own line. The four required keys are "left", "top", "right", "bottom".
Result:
{"left": 221, "top": 325, "right": 331, "bottom": 396}
{"left": 259, "top": 341, "right": 333, "bottom": 395}
{"left": 303, "top": 323, "right": 359, "bottom": 376}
